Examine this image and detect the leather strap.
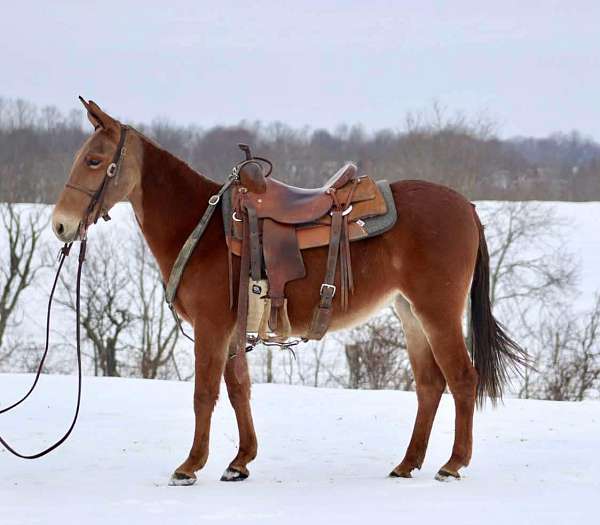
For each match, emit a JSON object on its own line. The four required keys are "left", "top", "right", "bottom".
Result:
{"left": 0, "top": 241, "right": 86, "bottom": 459}
{"left": 339, "top": 178, "right": 359, "bottom": 310}
{"left": 234, "top": 210, "right": 251, "bottom": 382}
{"left": 165, "top": 178, "right": 236, "bottom": 307}
{"left": 246, "top": 203, "right": 262, "bottom": 281}
{"left": 306, "top": 209, "right": 344, "bottom": 340}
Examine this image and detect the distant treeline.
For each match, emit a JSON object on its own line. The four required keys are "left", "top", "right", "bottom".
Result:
{"left": 1, "top": 97, "right": 599, "bottom": 203}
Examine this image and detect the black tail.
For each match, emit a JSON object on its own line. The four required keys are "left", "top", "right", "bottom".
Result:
{"left": 470, "top": 215, "right": 528, "bottom": 406}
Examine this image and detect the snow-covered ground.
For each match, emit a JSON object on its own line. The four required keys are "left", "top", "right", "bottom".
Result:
{"left": 0, "top": 374, "right": 598, "bottom": 524}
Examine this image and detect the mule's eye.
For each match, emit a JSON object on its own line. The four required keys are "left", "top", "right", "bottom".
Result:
{"left": 87, "top": 158, "right": 102, "bottom": 168}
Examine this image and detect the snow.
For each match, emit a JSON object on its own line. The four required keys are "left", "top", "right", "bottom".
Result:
{"left": 1, "top": 374, "right": 598, "bottom": 524}
{"left": 2, "top": 200, "right": 599, "bottom": 522}
{"left": 550, "top": 201, "right": 600, "bottom": 308}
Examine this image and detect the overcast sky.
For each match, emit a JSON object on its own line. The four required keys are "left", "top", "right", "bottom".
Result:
{"left": 1, "top": 1, "right": 598, "bottom": 138}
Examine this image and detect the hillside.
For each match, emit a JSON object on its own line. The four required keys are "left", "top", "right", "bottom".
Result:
{"left": 2, "top": 200, "right": 600, "bottom": 389}
{"left": 0, "top": 374, "right": 597, "bottom": 524}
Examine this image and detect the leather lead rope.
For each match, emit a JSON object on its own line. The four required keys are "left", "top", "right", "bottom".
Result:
{"left": 0, "top": 125, "right": 130, "bottom": 458}
{"left": 0, "top": 240, "right": 86, "bottom": 459}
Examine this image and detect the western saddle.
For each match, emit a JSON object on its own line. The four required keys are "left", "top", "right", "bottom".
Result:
{"left": 225, "top": 145, "right": 393, "bottom": 360}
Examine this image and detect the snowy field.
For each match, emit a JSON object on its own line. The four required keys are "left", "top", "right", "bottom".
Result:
{"left": 1, "top": 201, "right": 599, "bottom": 523}
{"left": 0, "top": 374, "right": 598, "bottom": 524}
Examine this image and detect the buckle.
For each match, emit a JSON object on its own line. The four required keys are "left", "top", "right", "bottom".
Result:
{"left": 106, "top": 163, "right": 117, "bottom": 178}
{"left": 208, "top": 195, "right": 220, "bottom": 206}
{"left": 320, "top": 283, "right": 336, "bottom": 297}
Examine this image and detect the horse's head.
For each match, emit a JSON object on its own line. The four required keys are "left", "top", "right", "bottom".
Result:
{"left": 52, "top": 98, "right": 140, "bottom": 242}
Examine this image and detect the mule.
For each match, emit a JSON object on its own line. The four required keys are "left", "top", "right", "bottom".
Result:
{"left": 51, "top": 99, "right": 525, "bottom": 484}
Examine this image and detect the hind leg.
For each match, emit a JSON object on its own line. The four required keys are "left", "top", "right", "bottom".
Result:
{"left": 415, "top": 305, "right": 478, "bottom": 480}
{"left": 390, "top": 296, "right": 446, "bottom": 478}
{"left": 220, "top": 343, "right": 258, "bottom": 481}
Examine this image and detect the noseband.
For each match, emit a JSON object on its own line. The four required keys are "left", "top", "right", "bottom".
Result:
{"left": 65, "top": 125, "right": 129, "bottom": 235}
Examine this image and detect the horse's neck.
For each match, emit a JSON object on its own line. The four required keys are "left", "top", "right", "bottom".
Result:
{"left": 131, "top": 135, "right": 221, "bottom": 280}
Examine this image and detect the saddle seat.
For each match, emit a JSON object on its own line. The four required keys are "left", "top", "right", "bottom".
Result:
{"left": 240, "top": 163, "right": 358, "bottom": 224}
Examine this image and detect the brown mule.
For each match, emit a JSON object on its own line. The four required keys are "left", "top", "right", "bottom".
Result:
{"left": 52, "top": 99, "right": 526, "bottom": 484}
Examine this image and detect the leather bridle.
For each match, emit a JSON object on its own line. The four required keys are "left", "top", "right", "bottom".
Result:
{"left": 66, "top": 125, "right": 129, "bottom": 235}
{"left": 0, "top": 126, "right": 129, "bottom": 459}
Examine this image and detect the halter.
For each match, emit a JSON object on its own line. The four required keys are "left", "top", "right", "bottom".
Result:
{"left": 65, "top": 125, "right": 129, "bottom": 236}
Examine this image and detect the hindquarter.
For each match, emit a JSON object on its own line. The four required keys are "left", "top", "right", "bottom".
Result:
{"left": 285, "top": 180, "right": 480, "bottom": 334}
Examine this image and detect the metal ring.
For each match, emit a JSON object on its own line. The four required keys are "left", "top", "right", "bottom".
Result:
{"left": 106, "top": 163, "right": 117, "bottom": 178}
{"left": 232, "top": 211, "right": 243, "bottom": 222}
{"left": 208, "top": 195, "right": 220, "bottom": 206}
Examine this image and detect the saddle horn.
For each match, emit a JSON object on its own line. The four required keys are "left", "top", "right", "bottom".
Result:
{"left": 238, "top": 143, "right": 253, "bottom": 161}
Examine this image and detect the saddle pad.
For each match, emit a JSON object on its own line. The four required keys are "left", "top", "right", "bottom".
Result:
{"left": 222, "top": 180, "right": 398, "bottom": 254}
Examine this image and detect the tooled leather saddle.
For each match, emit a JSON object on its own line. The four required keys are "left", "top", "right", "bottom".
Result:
{"left": 223, "top": 145, "right": 397, "bottom": 359}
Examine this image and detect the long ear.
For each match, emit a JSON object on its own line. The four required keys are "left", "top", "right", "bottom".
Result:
{"left": 78, "top": 96, "right": 119, "bottom": 133}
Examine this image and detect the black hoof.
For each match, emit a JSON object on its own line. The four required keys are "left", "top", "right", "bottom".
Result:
{"left": 220, "top": 467, "right": 249, "bottom": 482}
{"left": 169, "top": 471, "right": 197, "bottom": 486}
{"left": 389, "top": 469, "right": 412, "bottom": 478}
{"left": 435, "top": 468, "right": 460, "bottom": 482}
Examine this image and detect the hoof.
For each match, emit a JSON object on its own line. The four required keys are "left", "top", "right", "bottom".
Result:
{"left": 389, "top": 468, "right": 412, "bottom": 478}
{"left": 435, "top": 468, "right": 461, "bottom": 482}
{"left": 169, "top": 471, "right": 197, "bottom": 486}
{"left": 220, "top": 466, "right": 249, "bottom": 482}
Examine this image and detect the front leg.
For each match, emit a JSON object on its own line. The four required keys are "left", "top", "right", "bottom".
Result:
{"left": 170, "top": 327, "right": 229, "bottom": 486}
{"left": 220, "top": 343, "right": 258, "bottom": 481}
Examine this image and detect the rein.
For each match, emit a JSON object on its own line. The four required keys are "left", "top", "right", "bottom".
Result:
{"left": 0, "top": 125, "right": 128, "bottom": 458}
{"left": 0, "top": 241, "right": 86, "bottom": 458}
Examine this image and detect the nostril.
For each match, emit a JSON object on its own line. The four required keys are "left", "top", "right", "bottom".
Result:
{"left": 56, "top": 223, "right": 65, "bottom": 235}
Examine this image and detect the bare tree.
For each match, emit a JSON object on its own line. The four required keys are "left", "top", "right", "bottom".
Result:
{"left": 265, "top": 347, "right": 274, "bottom": 383}
{"left": 127, "top": 233, "right": 184, "bottom": 379}
{"left": 59, "top": 233, "right": 133, "bottom": 377}
{"left": 342, "top": 308, "right": 412, "bottom": 390}
{"left": 483, "top": 202, "right": 576, "bottom": 308}
{"left": 0, "top": 204, "right": 48, "bottom": 363}
{"left": 4, "top": 96, "right": 600, "bottom": 204}
{"left": 472, "top": 202, "right": 578, "bottom": 349}
{"left": 249, "top": 340, "right": 334, "bottom": 388}
{"left": 520, "top": 297, "right": 600, "bottom": 401}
